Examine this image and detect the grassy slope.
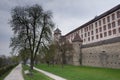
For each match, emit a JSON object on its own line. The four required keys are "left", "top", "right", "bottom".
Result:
{"left": 35, "top": 64, "right": 120, "bottom": 80}
{"left": 22, "top": 65, "right": 53, "bottom": 80}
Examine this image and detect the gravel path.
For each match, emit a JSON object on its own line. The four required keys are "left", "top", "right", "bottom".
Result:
{"left": 34, "top": 67, "right": 67, "bottom": 80}
{"left": 4, "top": 64, "right": 24, "bottom": 80}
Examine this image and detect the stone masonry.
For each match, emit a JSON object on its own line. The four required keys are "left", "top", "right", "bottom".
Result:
{"left": 82, "top": 41, "right": 120, "bottom": 69}
{"left": 53, "top": 4, "right": 120, "bottom": 69}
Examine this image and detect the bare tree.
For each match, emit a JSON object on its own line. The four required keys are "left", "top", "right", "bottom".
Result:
{"left": 44, "top": 43, "right": 56, "bottom": 66}
{"left": 56, "top": 38, "right": 73, "bottom": 68}
{"left": 18, "top": 48, "right": 30, "bottom": 65}
{"left": 10, "top": 4, "right": 54, "bottom": 70}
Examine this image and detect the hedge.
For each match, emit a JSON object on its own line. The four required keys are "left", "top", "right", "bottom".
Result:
{"left": 0, "top": 64, "right": 17, "bottom": 76}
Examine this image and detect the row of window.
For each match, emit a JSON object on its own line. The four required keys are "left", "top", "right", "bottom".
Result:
{"left": 66, "top": 10, "right": 120, "bottom": 42}
{"left": 82, "top": 19, "right": 120, "bottom": 38}
{"left": 95, "top": 21, "right": 116, "bottom": 33}
{"left": 83, "top": 28, "right": 120, "bottom": 42}
{"left": 82, "top": 10, "right": 120, "bottom": 33}
{"left": 84, "top": 20, "right": 119, "bottom": 34}
{"left": 68, "top": 25, "right": 120, "bottom": 42}
{"left": 68, "top": 27, "right": 120, "bottom": 42}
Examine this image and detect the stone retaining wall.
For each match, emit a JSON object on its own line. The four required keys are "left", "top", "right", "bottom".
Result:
{"left": 82, "top": 42, "right": 120, "bottom": 69}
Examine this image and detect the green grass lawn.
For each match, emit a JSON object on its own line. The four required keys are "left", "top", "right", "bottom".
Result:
{"left": 35, "top": 64, "right": 120, "bottom": 80}
{"left": 22, "top": 65, "right": 53, "bottom": 80}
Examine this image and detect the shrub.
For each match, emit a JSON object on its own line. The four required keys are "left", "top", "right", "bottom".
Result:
{"left": 0, "top": 64, "right": 17, "bottom": 76}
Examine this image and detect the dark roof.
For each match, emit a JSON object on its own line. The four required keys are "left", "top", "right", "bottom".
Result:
{"left": 54, "top": 28, "right": 61, "bottom": 34}
{"left": 65, "top": 4, "right": 120, "bottom": 37}
{"left": 72, "top": 33, "right": 83, "bottom": 42}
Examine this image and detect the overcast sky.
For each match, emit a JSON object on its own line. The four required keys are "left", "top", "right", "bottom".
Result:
{"left": 0, "top": 0, "right": 120, "bottom": 56}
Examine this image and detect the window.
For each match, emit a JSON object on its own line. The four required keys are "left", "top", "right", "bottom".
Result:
{"left": 117, "top": 19, "right": 120, "bottom": 26}
{"left": 108, "top": 30, "right": 112, "bottom": 36}
{"left": 88, "top": 37, "right": 90, "bottom": 41}
{"left": 100, "top": 33, "right": 103, "bottom": 38}
{"left": 89, "top": 25, "right": 91, "bottom": 30}
{"left": 85, "top": 33, "right": 87, "bottom": 37}
{"left": 92, "top": 36, "right": 94, "bottom": 40}
{"left": 91, "top": 31, "right": 93, "bottom": 35}
{"left": 107, "top": 16, "right": 110, "bottom": 22}
{"left": 118, "top": 28, "right": 120, "bottom": 33}
{"left": 84, "top": 28, "right": 87, "bottom": 32}
{"left": 103, "top": 25, "right": 106, "bottom": 30}
{"left": 81, "top": 29, "right": 83, "bottom": 33}
{"left": 79, "top": 30, "right": 81, "bottom": 34}
{"left": 76, "top": 31, "right": 79, "bottom": 34}
{"left": 112, "top": 13, "right": 115, "bottom": 20}
{"left": 113, "top": 29, "right": 116, "bottom": 34}
{"left": 71, "top": 34, "right": 72, "bottom": 39}
{"left": 108, "top": 23, "right": 111, "bottom": 29}
{"left": 84, "top": 39, "right": 86, "bottom": 42}
{"left": 96, "top": 35, "right": 99, "bottom": 39}
{"left": 99, "top": 27, "right": 102, "bottom": 32}
{"left": 81, "top": 34, "right": 83, "bottom": 38}
{"left": 112, "top": 22, "right": 116, "bottom": 27}
{"left": 95, "top": 22, "right": 97, "bottom": 27}
{"left": 91, "top": 24, "right": 93, "bottom": 29}
{"left": 104, "top": 32, "right": 107, "bottom": 37}
{"left": 96, "top": 29, "right": 98, "bottom": 33}
{"left": 87, "top": 27, "right": 88, "bottom": 31}
{"left": 88, "top": 32, "right": 90, "bottom": 36}
{"left": 99, "top": 20, "right": 101, "bottom": 26}
{"left": 103, "top": 18, "right": 106, "bottom": 24}
{"left": 117, "top": 11, "right": 120, "bottom": 18}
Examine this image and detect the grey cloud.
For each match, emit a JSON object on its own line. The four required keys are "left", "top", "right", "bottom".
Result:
{"left": 0, "top": 0, "right": 17, "bottom": 12}
{"left": 0, "top": 0, "right": 120, "bottom": 56}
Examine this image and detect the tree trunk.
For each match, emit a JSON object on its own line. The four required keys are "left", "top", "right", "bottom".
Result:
{"left": 61, "top": 61, "right": 64, "bottom": 68}
{"left": 30, "top": 53, "right": 34, "bottom": 70}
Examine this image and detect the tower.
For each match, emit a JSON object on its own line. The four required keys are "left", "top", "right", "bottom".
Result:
{"left": 54, "top": 28, "right": 61, "bottom": 42}
{"left": 72, "top": 33, "right": 83, "bottom": 66}
{"left": 53, "top": 28, "right": 62, "bottom": 64}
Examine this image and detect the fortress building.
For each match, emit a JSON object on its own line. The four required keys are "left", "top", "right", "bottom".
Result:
{"left": 54, "top": 4, "right": 120, "bottom": 69}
